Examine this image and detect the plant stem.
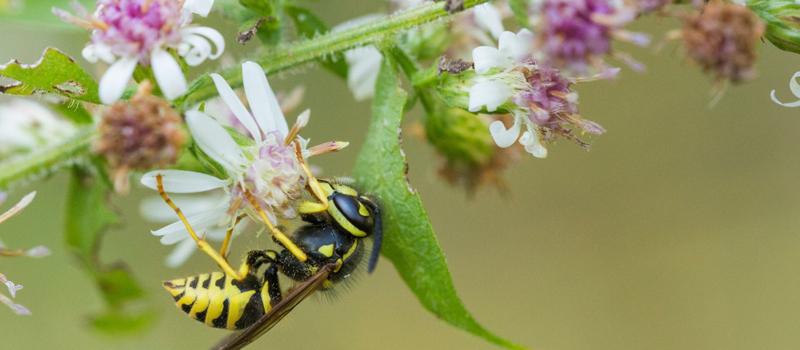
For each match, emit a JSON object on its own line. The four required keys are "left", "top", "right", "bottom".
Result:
{"left": 175, "top": 0, "right": 491, "bottom": 110}
{"left": 0, "top": 127, "right": 95, "bottom": 190}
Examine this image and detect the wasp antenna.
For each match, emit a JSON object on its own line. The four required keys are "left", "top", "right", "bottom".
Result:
{"left": 365, "top": 200, "right": 383, "bottom": 274}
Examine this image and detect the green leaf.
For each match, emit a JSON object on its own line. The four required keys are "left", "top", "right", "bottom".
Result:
{"left": 0, "top": 48, "right": 100, "bottom": 103}
{"left": 507, "top": 0, "right": 530, "bottom": 28}
{"left": 353, "top": 55, "right": 526, "bottom": 350}
{"left": 285, "top": 5, "right": 349, "bottom": 79}
{"left": 65, "top": 167, "right": 154, "bottom": 334}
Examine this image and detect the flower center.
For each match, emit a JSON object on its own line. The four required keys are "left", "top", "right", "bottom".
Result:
{"left": 92, "top": 0, "right": 184, "bottom": 62}
{"left": 243, "top": 132, "right": 306, "bottom": 217}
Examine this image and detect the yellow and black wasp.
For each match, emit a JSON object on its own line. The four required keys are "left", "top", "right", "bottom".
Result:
{"left": 155, "top": 145, "right": 382, "bottom": 350}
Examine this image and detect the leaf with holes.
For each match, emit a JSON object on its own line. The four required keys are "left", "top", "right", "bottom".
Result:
{"left": 0, "top": 48, "right": 100, "bottom": 103}
{"left": 353, "top": 55, "right": 526, "bottom": 350}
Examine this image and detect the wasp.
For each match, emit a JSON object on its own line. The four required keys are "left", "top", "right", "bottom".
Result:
{"left": 155, "top": 146, "right": 382, "bottom": 350}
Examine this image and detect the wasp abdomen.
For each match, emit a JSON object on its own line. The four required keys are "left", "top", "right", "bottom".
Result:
{"left": 163, "top": 272, "right": 268, "bottom": 330}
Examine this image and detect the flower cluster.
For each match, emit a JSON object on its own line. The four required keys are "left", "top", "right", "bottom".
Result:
{"left": 0, "top": 192, "right": 50, "bottom": 315}
{"left": 54, "top": 0, "right": 224, "bottom": 104}
{"left": 443, "top": 29, "right": 607, "bottom": 158}
{"left": 533, "top": 0, "right": 649, "bottom": 75}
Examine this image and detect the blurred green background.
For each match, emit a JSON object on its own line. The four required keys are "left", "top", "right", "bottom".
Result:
{"left": 3, "top": 2, "right": 800, "bottom": 349}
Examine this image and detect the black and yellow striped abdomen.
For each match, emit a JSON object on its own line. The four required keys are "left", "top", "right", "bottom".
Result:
{"left": 163, "top": 272, "right": 272, "bottom": 330}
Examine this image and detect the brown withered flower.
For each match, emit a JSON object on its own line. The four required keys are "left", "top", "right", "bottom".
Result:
{"left": 94, "top": 82, "right": 186, "bottom": 193}
{"left": 682, "top": 1, "right": 765, "bottom": 83}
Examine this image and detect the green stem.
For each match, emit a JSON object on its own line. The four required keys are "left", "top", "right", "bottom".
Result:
{"left": 175, "top": 0, "right": 490, "bottom": 110}
{"left": 0, "top": 127, "right": 95, "bottom": 190}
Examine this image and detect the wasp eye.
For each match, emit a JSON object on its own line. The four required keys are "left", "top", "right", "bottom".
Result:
{"left": 331, "top": 193, "right": 374, "bottom": 233}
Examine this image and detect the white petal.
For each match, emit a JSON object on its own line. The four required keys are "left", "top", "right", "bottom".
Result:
{"left": 140, "top": 192, "right": 227, "bottom": 223}
{"left": 242, "top": 61, "right": 288, "bottom": 136}
{"left": 99, "top": 57, "right": 137, "bottom": 104}
{"left": 473, "top": 4, "right": 504, "bottom": 39}
{"left": 178, "top": 34, "right": 212, "bottom": 66}
{"left": 141, "top": 170, "right": 227, "bottom": 193}
{"left": 186, "top": 110, "right": 247, "bottom": 172}
{"left": 165, "top": 239, "right": 197, "bottom": 267}
{"left": 151, "top": 48, "right": 188, "bottom": 101}
{"left": 498, "top": 29, "right": 534, "bottom": 63}
{"left": 472, "top": 46, "right": 510, "bottom": 74}
{"left": 183, "top": 0, "right": 214, "bottom": 17}
{"left": 468, "top": 80, "right": 512, "bottom": 112}
{"left": 0, "top": 191, "right": 36, "bottom": 224}
{"left": 344, "top": 46, "right": 383, "bottom": 101}
{"left": 489, "top": 118, "right": 521, "bottom": 148}
{"left": 771, "top": 71, "right": 800, "bottom": 107}
{"left": 151, "top": 209, "right": 223, "bottom": 243}
{"left": 211, "top": 73, "right": 262, "bottom": 143}
{"left": 82, "top": 44, "right": 115, "bottom": 64}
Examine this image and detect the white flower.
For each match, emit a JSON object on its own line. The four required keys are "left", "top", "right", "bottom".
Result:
{"left": 141, "top": 62, "right": 343, "bottom": 266}
{"left": 472, "top": 3, "right": 505, "bottom": 40}
{"left": 55, "top": 0, "right": 224, "bottom": 104}
{"left": 771, "top": 71, "right": 800, "bottom": 108}
{"left": 0, "top": 99, "right": 77, "bottom": 160}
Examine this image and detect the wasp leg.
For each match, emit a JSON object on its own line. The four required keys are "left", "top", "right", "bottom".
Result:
{"left": 244, "top": 250, "right": 283, "bottom": 307}
{"left": 220, "top": 214, "right": 245, "bottom": 261}
{"left": 293, "top": 141, "right": 329, "bottom": 210}
{"left": 156, "top": 175, "right": 243, "bottom": 280}
{"left": 242, "top": 191, "right": 309, "bottom": 262}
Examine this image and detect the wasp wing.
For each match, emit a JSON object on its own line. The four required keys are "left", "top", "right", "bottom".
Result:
{"left": 211, "top": 263, "right": 336, "bottom": 350}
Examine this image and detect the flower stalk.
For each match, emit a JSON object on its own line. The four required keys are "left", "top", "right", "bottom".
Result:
{"left": 175, "top": 0, "right": 491, "bottom": 110}
{"left": 0, "top": 0, "right": 490, "bottom": 191}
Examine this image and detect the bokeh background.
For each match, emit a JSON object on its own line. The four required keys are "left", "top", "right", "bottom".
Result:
{"left": 3, "top": 2, "right": 800, "bottom": 349}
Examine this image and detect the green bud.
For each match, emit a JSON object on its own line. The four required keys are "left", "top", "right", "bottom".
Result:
{"left": 399, "top": 23, "right": 451, "bottom": 61}
{"left": 239, "top": 0, "right": 279, "bottom": 18}
{"left": 425, "top": 106, "right": 494, "bottom": 167}
{"left": 749, "top": 0, "right": 800, "bottom": 54}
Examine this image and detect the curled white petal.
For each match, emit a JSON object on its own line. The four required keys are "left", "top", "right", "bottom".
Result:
{"left": 3, "top": 280, "right": 22, "bottom": 298}
{"left": 25, "top": 246, "right": 50, "bottom": 258}
{"left": 186, "top": 110, "right": 247, "bottom": 173}
{"left": 183, "top": 0, "right": 215, "bottom": 17}
{"left": 151, "top": 48, "right": 188, "bottom": 101}
{"left": 498, "top": 29, "right": 534, "bottom": 63}
{"left": 344, "top": 46, "right": 383, "bottom": 101}
{"left": 179, "top": 26, "right": 225, "bottom": 65}
{"left": 141, "top": 170, "right": 227, "bottom": 193}
{"left": 473, "top": 4, "right": 504, "bottom": 39}
{"left": 242, "top": 61, "right": 289, "bottom": 136}
{"left": 771, "top": 71, "right": 800, "bottom": 108}
{"left": 98, "top": 56, "right": 137, "bottom": 104}
{"left": 489, "top": 118, "right": 521, "bottom": 148}
{"left": 468, "top": 79, "right": 512, "bottom": 112}
{"left": 151, "top": 209, "right": 224, "bottom": 243}
{"left": 519, "top": 129, "right": 548, "bottom": 158}
{"left": 211, "top": 73, "right": 262, "bottom": 143}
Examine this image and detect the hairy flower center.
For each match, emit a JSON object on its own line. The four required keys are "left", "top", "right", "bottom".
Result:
{"left": 93, "top": 0, "right": 184, "bottom": 61}
{"left": 243, "top": 132, "right": 306, "bottom": 217}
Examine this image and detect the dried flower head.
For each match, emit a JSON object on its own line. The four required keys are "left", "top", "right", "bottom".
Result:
{"left": 94, "top": 83, "right": 186, "bottom": 193}
{"left": 682, "top": 1, "right": 765, "bottom": 83}
{"left": 54, "top": 0, "right": 223, "bottom": 103}
{"left": 534, "top": 0, "right": 649, "bottom": 74}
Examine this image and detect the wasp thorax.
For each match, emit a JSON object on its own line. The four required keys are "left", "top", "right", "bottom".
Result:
{"left": 682, "top": 2, "right": 765, "bottom": 83}
{"left": 95, "top": 84, "right": 186, "bottom": 193}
